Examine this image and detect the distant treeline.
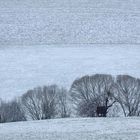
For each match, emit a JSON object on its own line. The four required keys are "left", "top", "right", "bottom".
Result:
{"left": 0, "top": 74, "right": 140, "bottom": 123}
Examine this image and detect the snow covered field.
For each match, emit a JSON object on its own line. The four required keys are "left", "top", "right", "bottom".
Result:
{"left": 0, "top": 1, "right": 140, "bottom": 139}
{"left": 0, "top": 117, "right": 140, "bottom": 140}
{"left": 0, "top": 45, "right": 140, "bottom": 100}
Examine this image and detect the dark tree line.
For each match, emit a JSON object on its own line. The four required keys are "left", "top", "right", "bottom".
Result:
{"left": 21, "top": 85, "right": 70, "bottom": 120}
{"left": 0, "top": 85, "right": 70, "bottom": 123}
{"left": 0, "top": 99, "right": 26, "bottom": 123}
{"left": 113, "top": 75, "right": 140, "bottom": 116}
{"left": 0, "top": 74, "right": 140, "bottom": 123}
{"left": 70, "top": 74, "right": 140, "bottom": 117}
{"left": 70, "top": 74, "right": 116, "bottom": 117}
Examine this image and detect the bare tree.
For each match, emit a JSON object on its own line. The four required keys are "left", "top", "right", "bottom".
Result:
{"left": 21, "top": 85, "right": 58, "bottom": 120}
{"left": 41, "top": 85, "right": 58, "bottom": 119}
{"left": 107, "top": 103, "right": 123, "bottom": 117}
{"left": 0, "top": 100, "right": 26, "bottom": 123}
{"left": 57, "top": 88, "right": 71, "bottom": 118}
{"left": 0, "top": 99, "right": 3, "bottom": 123}
{"left": 21, "top": 88, "right": 43, "bottom": 120}
{"left": 70, "top": 74, "right": 115, "bottom": 117}
{"left": 113, "top": 75, "right": 140, "bottom": 116}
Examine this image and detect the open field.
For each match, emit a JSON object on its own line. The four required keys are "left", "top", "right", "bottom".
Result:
{"left": 0, "top": 1, "right": 140, "bottom": 140}
{"left": 0, "top": 117, "right": 140, "bottom": 140}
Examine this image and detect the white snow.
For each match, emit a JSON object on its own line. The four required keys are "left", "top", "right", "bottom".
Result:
{"left": 0, "top": 2, "right": 140, "bottom": 138}
{"left": 0, "top": 45, "right": 140, "bottom": 100}
{"left": 0, "top": 117, "right": 140, "bottom": 140}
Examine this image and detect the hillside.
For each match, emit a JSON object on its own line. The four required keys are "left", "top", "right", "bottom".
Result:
{"left": 0, "top": 117, "right": 140, "bottom": 140}
{"left": 0, "top": 0, "right": 140, "bottom": 45}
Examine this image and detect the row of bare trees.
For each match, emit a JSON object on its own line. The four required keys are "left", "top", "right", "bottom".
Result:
{"left": 0, "top": 85, "right": 71, "bottom": 122}
{"left": 21, "top": 85, "right": 70, "bottom": 120}
{"left": 0, "top": 99, "right": 26, "bottom": 123}
{"left": 0, "top": 85, "right": 70, "bottom": 123}
{"left": 0, "top": 74, "right": 140, "bottom": 123}
{"left": 70, "top": 74, "right": 140, "bottom": 117}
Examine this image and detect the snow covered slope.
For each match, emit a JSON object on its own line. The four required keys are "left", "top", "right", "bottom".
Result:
{"left": 0, "top": 0, "right": 140, "bottom": 45}
{"left": 0, "top": 117, "right": 140, "bottom": 140}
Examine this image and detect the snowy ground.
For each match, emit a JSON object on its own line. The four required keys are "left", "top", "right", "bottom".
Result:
{"left": 0, "top": 45, "right": 140, "bottom": 100}
{"left": 0, "top": 117, "right": 140, "bottom": 140}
